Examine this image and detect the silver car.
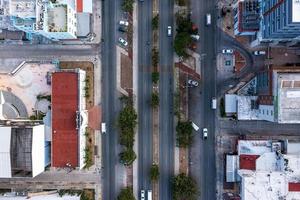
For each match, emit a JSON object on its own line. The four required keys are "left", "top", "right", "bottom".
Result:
{"left": 118, "top": 37, "right": 128, "bottom": 46}
{"left": 141, "top": 190, "right": 145, "bottom": 200}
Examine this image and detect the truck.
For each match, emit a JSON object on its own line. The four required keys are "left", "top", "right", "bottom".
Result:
{"left": 147, "top": 190, "right": 152, "bottom": 200}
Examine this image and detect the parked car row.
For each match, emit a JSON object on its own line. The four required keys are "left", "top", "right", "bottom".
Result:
{"left": 118, "top": 20, "right": 129, "bottom": 47}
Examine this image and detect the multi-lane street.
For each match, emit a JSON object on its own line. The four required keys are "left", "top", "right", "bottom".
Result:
{"left": 101, "top": 0, "right": 122, "bottom": 199}
{"left": 137, "top": 0, "right": 153, "bottom": 196}
{"left": 189, "top": 0, "right": 217, "bottom": 199}
{"left": 159, "top": 0, "right": 174, "bottom": 199}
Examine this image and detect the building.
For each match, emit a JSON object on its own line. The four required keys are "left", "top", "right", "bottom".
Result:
{"left": 0, "top": 124, "right": 45, "bottom": 178}
{"left": 0, "top": 0, "right": 92, "bottom": 41}
{"left": 233, "top": 0, "right": 260, "bottom": 36}
{"left": 252, "top": 0, "right": 300, "bottom": 47}
{"left": 51, "top": 69, "right": 87, "bottom": 169}
{"left": 225, "top": 66, "right": 300, "bottom": 123}
{"left": 229, "top": 140, "right": 300, "bottom": 200}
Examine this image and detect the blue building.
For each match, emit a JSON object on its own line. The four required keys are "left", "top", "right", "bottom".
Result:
{"left": 252, "top": 0, "right": 300, "bottom": 46}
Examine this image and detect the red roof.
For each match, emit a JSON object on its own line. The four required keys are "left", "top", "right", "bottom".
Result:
{"left": 77, "top": 0, "right": 83, "bottom": 12}
{"left": 239, "top": 155, "right": 260, "bottom": 170}
{"left": 52, "top": 72, "right": 79, "bottom": 168}
{"left": 289, "top": 183, "right": 300, "bottom": 192}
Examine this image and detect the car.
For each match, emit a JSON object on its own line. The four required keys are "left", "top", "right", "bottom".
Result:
{"left": 253, "top": 50, "right": 266, "bottom": 55}
{"left": 191, "top": 34, "right": 200, "bottom": 41}
{"left": 141, "top": 190, "right": 145, "bottom": 200}
{"left": 118, "top": 26, "right": 127, "bottom": 32}
{"left": 222, "top": 49, "right": 234, "bottom": 54}
{"left": 202, "top": 128, "right": 208, "bottom": 139}
{"left": 167, "top": 26, "right": 172, "bottom": 36}
{"left": 188, "top": 79, "right": 199, "bottom": 87}
{"left": 118, "top": 37, "right": 128, "bottom": 46}
{"left": 119, "top": 20, "right": 129, "bottom": 26}
{"left": 206, "top": 13, "right": 211, "bottom": 25}
{"left": 101, "top": 123, "right": 106, "bottom": 134}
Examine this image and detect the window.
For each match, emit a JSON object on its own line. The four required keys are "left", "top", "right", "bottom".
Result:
{"left": 271, "top": 110, "right": 273, "bottom": 116}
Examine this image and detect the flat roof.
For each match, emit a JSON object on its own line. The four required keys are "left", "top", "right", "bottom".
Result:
{"left": 239, "top": 155, "right": 259, "bottom": 170}
{"left": 0, "top": 127, "right": 12, "bottom": 178}
{"left": 292, "top": 0, "right": 300, "bottom": 22}
{"left": 52, "top": 72, "right": 78, "bottom": 168}
{"left": 277, "top": 73, "right": 300, "bottom": 123}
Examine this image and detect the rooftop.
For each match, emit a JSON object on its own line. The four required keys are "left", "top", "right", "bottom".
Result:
{"left": 237, "top": 0, "right": 260, "bottom": 32}
{"left": 292, "top": 0, "right": 300, "bottom": 22}
{"left": 47, "top": 4, "right": 67, "bottom": 32}
{"left": 9, "top": 0, "right": 35, "bottom": 18}
{"left": 277, "top": 73, "right": 300, "bottom": 123}
{"left": 51, "top": 72, "right": 79, "bottom": 168}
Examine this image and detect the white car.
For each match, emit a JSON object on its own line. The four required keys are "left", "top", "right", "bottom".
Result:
{"left": 222, "top": 49, "right": 233, "bottom": 54}
{"left": 167, "top": 26, "right": 172, "bottom": 36}
{"left": 202, "top": 128, "right": 208, "bottom": 139}
{"left": 253, "top": 50, "right": 266, "bottom": 55}
{"left": 141, "top": 190, "right": 145, "bottom": 200}
{"left": 119, "top": 20, "right": 129, "bottom": 26}
{"left": 101, "top": 123, "right": 106, "bottom": 134}
{"left": 118, "top": 37, "right": 128, "bottom": 46}
{"left": 191, "top": 34, "right": 200, "bottom": 41}
{"left": 188, "top": 79, "right": 199, "bottom": 87}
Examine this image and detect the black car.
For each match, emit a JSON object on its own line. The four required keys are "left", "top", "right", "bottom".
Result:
{"left": 118, "top": 26, "right": 127, "bottom": 32}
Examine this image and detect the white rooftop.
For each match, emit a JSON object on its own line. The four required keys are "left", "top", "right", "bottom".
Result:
{"left": 237, "top": 96, "right": 260, "bottom": 120}
{"left": 225, "top": 94, "right": 237, "bottom": 113}
{"left": 238, "top": 140, "right": 272, "bottom": 155}
{"left": 292, "top": 0, "right": 300, "bottom": 22}
{"left": 0, "top": 127, "right": 12, "bottom": 178}
{"left": 0, "top": 194, "right": 79, "bottom": 200}
{"left": 277, "top": 73, "right": 300, "bottom": 123}
{"left": 9, "top": 0, "right": 36, "bottom": 18}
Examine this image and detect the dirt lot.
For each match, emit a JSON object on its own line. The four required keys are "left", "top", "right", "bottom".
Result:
{"left": 121, "top": 53, "right": 133, "bottom": 94}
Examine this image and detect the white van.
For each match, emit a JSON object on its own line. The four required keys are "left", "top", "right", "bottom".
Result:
{"left": 211, "top": 97, "right": 217, "bottom": 109}
{"left": 206, "top": 13, "right": 211, "bottom": 26}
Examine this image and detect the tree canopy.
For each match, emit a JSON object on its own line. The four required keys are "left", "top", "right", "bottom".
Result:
{"left": 172, "top": 173, "right": 198, "bottom": 200}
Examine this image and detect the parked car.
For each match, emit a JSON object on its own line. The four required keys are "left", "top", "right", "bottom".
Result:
{"left": 118, "top": 26, "right": 127, "bottom": 32}
{"left": 119, "top": 20, "right": 129, "bottom": 26}
{"left": 101, "top": 123, "right": 106, "bottom": 134}
{"left": 222, "top": 49, "right": 234, "bottom": 54}
{"left": 188, "top": 79, "right": 199, "bottom": 87}
{"left": 191, "top": 34, "right": 200, "bottom": 41}
{"left": 202, "top": 128, "right": 208, "bottom": 139}
{"left": 253, "top": 50, "right": 266, "bottom": 55}
{"left": 167, "top": 26, "right": 172, "bottom": 36}
{"left": 211, "top": 97, "right": 217, "bottom": 109}
{"left": 118, "top": 37, "right": 128, "bottom": 46}
{"left": 141, "top": 190, "right": 145, "bottom": 200}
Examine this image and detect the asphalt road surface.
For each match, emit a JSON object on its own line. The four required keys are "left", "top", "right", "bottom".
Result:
{"left": 137, "top": 0, "right": 153, "bottom": 197}
{"left": 101, "top": 0, "right": 122, "bottom": 199}
{"left": 158, "top": 0, "right": 174, "bottom": 199}
{"left": 0, "top": 44, "right": 98, "bottom": 58}
{"left": 189, "top": 0, "right": 217, "bottom": 199}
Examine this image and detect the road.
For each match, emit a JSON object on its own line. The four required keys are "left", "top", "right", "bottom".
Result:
{"left": 0, "top": 44, "right": 98, "bottom": 58}
{"left": 101, "top": 0, "right": 122, "bottom": 199}
{"left": 189, "top": 0, "right": 217, "bottom": 199}
{"left": 137, "top": 0, "right": 153, "bottom": 197}
{"left": 158, "top": 0, "right": 174, "bottom": 199}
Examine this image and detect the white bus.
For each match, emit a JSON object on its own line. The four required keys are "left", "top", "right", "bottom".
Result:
{"left": 147, "top": 190, "right": 152, "bottom": 200}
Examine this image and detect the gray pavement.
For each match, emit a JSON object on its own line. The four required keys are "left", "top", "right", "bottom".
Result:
{"left": 158, "top": 0, "right": 174, "bottom": 199}
{"left": 101, "top": 0, "right": 123, "bottom": 199}
{"left": 189, "top": 0, "right": 217, "bottom": 199}
{"left": 137, "top": 0, "right": 153, "bottom": 197}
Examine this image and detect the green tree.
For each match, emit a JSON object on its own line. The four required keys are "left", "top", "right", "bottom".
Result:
{"left": 120, "top": 129, "right": 135, "bottom": 148}
{"left": 220, "top": 97, "right": 225, "bottom": 117}
{"left": 119, "top": 148, "right": 137, "bottom": 166}
{"left": 176, "top": 121, "right": 193, "bottom": 147}
{"left": 117, "top": 187, "right": 136, "bottom": 200}
{"left": 150, "top": 164, "right": 160, "bottom": 181}
{"left": 172, "top": 173, "right": 198, "bottom": 200}
{"left": 152, "top": 72, "right": 159, "bottom": 84}
{"left": 174, "top": 32, "right": 192, "bottom": 58}
{"left": 152, "top": 14, "right": 159, "bottom": 30}
{"left": 151, "top": 92, "right": 159, "bottom": 108}
{"left": 119, "top": 105, "right": 137, "bottom": 132}
{"left": 122, "top": 0, "right": 135, "bottom": 12}
{"left": 176, "top": 13, "right": 193, "bottom": 34}
{"left": 152, "top": 48, "right": 159, "bottom": 67}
